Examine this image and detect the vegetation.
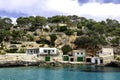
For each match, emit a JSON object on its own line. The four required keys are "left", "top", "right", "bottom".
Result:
{"left": 62, "top": 45, "right": 72, "bottom": 55}
{"left": 0, "top": 15, "right": 119, "bottom": 54}
{"left": 49, "top": 34, "right": 57, "bottom": 46}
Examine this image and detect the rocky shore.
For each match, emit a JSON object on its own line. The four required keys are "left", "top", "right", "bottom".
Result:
{"left": 0, "top": 60, "right": 120, "bottom": 68}
{"left": 0, "top": 54, "right": 88, "bottom": 67}
{"left": 0, "top": 54, "right": 119, "bottom": 68}
{"left": 0, "top": 61, "right": 40, "bottom": 67}
{"left": 0, "top": 61, "right": 87, "bottom": 67}
{"left": 105, "top": 61, "right": 120, "bottom": 67}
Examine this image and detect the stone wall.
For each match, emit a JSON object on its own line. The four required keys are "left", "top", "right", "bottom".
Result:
{"left": 0, "top": 54, "right": 38, "bottom": 62}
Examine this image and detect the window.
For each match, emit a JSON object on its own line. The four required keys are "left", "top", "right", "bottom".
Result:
{"left": 52, "top": 50, "right": 54, "bottom": 52}
{"left": 44, "top": 50, "right": 47, "bottom": 53}
{"left": 30, "top": 50, "right": 33, "bottom": 54}
{"left": 100, "top": 50, "right": 102, "bottom": 53}
{"left": 36, "top": 49, "right": 39, "bottom": 53}
{"left": 77, "top": 52, "right": 79, "bottom": 55}
{"left": 81, "top": 52, "right": 83, "bottom": 55}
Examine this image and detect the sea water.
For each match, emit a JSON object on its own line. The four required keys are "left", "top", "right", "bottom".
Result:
{"left": 0, "top": 65, "right": 120, "bottom": 80}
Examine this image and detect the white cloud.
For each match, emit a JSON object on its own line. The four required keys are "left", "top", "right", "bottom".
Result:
{"left": 0, "top": 0, "right": 120, "bottom": 21}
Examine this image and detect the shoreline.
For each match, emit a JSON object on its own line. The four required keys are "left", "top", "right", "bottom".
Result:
{"left": 0, "top": 61, "right": 88, "bottom": 67}
{"left": 0, "top": 60, "right": 119, "bottom": 68}
{"left": 0, "top": 54, "right": 119, "bottom": 68}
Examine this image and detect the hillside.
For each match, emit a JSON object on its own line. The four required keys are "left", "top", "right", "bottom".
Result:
{"left": 0, "top": 15, "right": 119, "bottom": 55}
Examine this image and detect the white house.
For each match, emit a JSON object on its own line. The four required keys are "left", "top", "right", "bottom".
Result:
{"left": 26, "top": 48, "right": 39, "bottom": 54}
{"left": 26, "top": 47, "right": 63, "bottom": 62}
{"left": 67, "top": 49, "right": 86, "bottom": 62}
{"left": 26, "top": 48, "right": 57, "bottom": 55}
{"left": 96, "top": 48, "right": 114, "bottom": 64}
{"left": 72, "top": 50, "right": 86, "bottom": 57}
{"left": 39, "top": 48, "right": 57, "bottom": 55}
{"left": 91, "top": 57, "right": 103, "bottom": 65}
{"left": 96, "top": 48, "right": 114, "bottom": 57}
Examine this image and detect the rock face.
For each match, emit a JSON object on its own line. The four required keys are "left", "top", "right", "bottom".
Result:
{"left": 105, "top": 61, "right": 120, "bottom": 67}
{"left": 0, "top": 61, "right": 39, "bottom": 67}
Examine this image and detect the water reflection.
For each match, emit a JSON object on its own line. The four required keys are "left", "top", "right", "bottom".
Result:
{"left": 59, "top": 65, "right": 120, "bottom": 72}
{"left": 81, "top": 65, "right": 120, "bottom": 72}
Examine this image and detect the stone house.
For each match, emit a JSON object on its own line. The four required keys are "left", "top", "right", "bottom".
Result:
{"left": 63, "top": 49, "right": 86, "bottom": 62}
{"left": 95, "top": 48, "right": 114, "bottom": 64}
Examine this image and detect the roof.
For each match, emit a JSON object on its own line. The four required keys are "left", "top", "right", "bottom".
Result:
{"left": 26, "top": 47, "right": 39, "bottom": 49}
{"left": 72, "top": 49, "right": 85, "bottom": 53}
{"left": 26, "top": 47, "right": 57, "bottom": 50}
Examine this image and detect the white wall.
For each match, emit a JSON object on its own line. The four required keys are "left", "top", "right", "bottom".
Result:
{"left": 91, "top": 57, "right": 95, "bottom": 63}
{"left": 102, "top": 48, "right": 114, "bottom": 55}
{"left": 73, "top": 51, "right": 85, "bottom": 57}
{"left": 39, "top": 48, "right": 57, "bottom": 54}
{"left": 26, "top": 48, "right": 39, "bottom": 54}
{"left": 98, "top": 48, "right": 114, "bottom": 57}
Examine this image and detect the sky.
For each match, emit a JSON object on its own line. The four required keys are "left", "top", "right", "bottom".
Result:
{"left": 0, "top": 0, "right": 120, "bottom": 23}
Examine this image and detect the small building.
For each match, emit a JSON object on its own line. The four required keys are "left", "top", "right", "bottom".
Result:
{"left": 96, "top": 48, "right": 114, "bottom": 64}
{"left": 26, "top": 47, "right": 63, "bottom": 62}
{"left": 86, "top": 56, "right": 103, "bottom": 65}
{"left": 91, "top": 57, "right": 103, "bottom": 65}
{"left": 63, "top": 49, "right": 86, "bottom": 62}
{"left": 39, "top": 48, "right": 57, "bottom": 56}
{"left": 26, "top": 48, "right": 39, "bottom": 54}
{"left": 26, "top": 48, "right": 57, "bottom": 55}
{"left": 96, "top": 48, "right": 114, "bottom": 57}
{"left": 72, "top": 50, "right": 86, "bottom": 57}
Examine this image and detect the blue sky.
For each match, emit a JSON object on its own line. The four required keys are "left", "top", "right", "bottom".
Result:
{"left": 0, "top": 0, "right": 120, "bottom": 22}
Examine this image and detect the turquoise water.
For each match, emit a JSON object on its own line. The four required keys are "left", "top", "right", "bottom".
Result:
{"left": 0, "top": 65, "right": 120, "bottom": 80}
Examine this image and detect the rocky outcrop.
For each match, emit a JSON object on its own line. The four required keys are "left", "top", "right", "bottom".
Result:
{"left": 0, "top": 61, "right": 39, "bottom": 67}
{"left": 105, "top": 61, "right": 120, "bottom": 67}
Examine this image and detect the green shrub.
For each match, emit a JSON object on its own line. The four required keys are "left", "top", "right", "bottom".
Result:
{"left": 6, "top": 48, "right": 18, "bottom": 53}
{"left": 62, "top": 45, "right": 72, "bottom": 55}
{"left": 65, "top": 29, "right": 74, "bottom": 35}
{"left": 18, "top": 48, "right": 25, "bottom": 53}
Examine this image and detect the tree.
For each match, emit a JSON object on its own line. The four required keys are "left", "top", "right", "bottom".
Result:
{"left": 28, "top": 16, "right": 35, "bottom": 27}
{"left": 74, "top": 36, "right": 96, "bottom": 48}
{"left": 65, "top": 29, "right": 74, "bottom": 35}
{"left": 16, "top": 17, "right": 29, "bottom": 27}
{"left": 86, "top": 19, "right": 96, "bottom": 30}
{"left": 57, "top": 26, "right": 67, "bottom": 32}
{"left": 62, "top": 45, "right": 72, "bottom": 55}
{"left": 0, "top": 30, "right": 11, "bottom": 43}
{"left": 92, "top": 23, "right": 104, "bottom": 34}
{"left": 11, "top": 30, "right": 26, "bottom": 41}
{"left": 49, "top": 34, "right": 57, "bottom": 46}
{"left": 0, "top": 17, "right": 12, "bottom": 30}
{"left": 110, "top": 37, "right": 120, "bottom": 47}
{"left": 2, "top": 18, "right": 13, "bottom": 30}
{"left": 35, "top": 16, "right": 47, "bottom": 27}
{"left": 111, "top": 28, "right": 120, "bottom": 36}
{"left": 0, "top": 30, "right": 5, "bottom": 43}
{"left": 48, "top": 15, "right": 70, "bottom": 23}
{"left": 76, "top": 30, "right": 84, "bottom": 36}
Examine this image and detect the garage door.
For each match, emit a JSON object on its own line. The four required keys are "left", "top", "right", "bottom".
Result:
{"left": 77, "top": 57, "right": 83, "bottom": 62}
{"left": 45, "top": 56, "right": 50, "bottom": 61}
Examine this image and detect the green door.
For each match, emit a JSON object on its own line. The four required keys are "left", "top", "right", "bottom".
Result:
{"left": 48, "top": 50, "right": 51, "bottom": 55}
{"left": 45, "top": 56, "right": 50, "bottom": 61}
{"left": 77, "top": 57, "right": 83, "bottom": 62}
{"left": 63, "top": 56, "right": 69, "bottom": 61}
